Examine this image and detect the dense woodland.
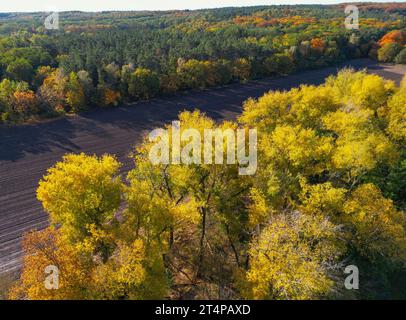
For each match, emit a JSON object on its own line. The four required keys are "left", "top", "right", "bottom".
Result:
{"left": 3, "top": 4, "right": 406, "bottom": 300}
{"left": 0, "top": 4, "right": 405, "bottom": 123}
{"left": 9, "top": 69, "right": 406, "bottom": 299}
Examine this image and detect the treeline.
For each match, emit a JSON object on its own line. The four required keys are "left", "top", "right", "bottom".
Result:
{"left": 0, "top": 5, "right": 405, "bottom": 123}
{"left": 9, "top": 70, "right": 406, "bottom": 299}
{"left": 377, "top": 30, "right": 406, "bottom": 63}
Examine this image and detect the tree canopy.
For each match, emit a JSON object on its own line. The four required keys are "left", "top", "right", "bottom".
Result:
{"left": 10, "top": 70, "right": 406, "bottom": 300}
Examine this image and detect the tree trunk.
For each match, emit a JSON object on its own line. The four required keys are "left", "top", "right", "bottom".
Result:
{"left": 197, "top": 206, "right": 206, "bottom": 278}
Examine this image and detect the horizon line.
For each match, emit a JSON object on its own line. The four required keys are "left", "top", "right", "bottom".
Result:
{"left": 0, "top": 1, "right": 404, "bottom": 14}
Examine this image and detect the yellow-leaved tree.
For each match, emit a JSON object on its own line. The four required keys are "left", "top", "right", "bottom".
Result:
{"left": 238, "top": 69, "right": 406, "bottom": 299}
{"left": 244, "top": 212, "right": 344, "bottom": 300}
{"left": 11, "top": 153, "right": 168, "bottom": 300}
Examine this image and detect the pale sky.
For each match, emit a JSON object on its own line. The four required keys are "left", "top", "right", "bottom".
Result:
{"left": 0, "top": 0, "right": 403, "bottom": 13}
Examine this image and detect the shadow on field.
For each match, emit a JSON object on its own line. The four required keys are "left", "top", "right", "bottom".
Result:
{"left": 0, "top": 58, "right": 403, "bottom": 164}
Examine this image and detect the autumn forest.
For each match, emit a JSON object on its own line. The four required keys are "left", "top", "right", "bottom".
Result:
{"left": 1, "top": 3, "right": 406, "bottom": 301}
{"left": 0, "top": 4, "right": 405, "bottom": 123}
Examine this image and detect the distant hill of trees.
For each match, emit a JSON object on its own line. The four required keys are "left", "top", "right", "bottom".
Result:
{"left": 0, "top": 4, "right": 405, "bottom": 123}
